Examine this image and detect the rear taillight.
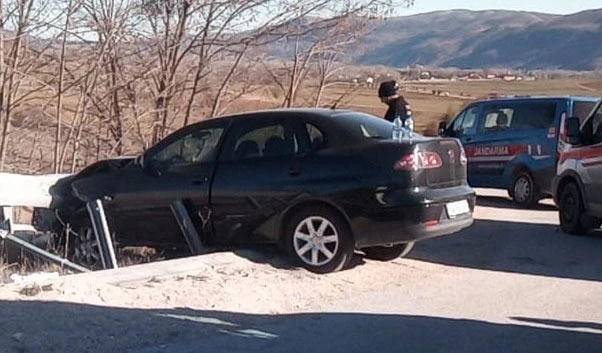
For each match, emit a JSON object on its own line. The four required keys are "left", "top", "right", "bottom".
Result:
{"left": 394, "top": 151, "right": 442, "bottom": 171}
{"left": 394, "top": 153, "right": 416, "bottom": 170}
{"left": 460, "top": 148, "right": 467, "bottom": 165}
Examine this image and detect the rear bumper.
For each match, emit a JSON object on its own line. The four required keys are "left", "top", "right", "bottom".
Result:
{"left": 351, "top": 186, "right": 476, "bottom": 248}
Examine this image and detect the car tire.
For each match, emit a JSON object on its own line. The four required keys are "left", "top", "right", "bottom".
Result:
{"left": 511, "top": 172, "right": 537, "bottom": 208}
{"left": 559, "top": 182, "right": 591, "bottom": 235}
{"left": 362, "top": 242, "right": 415, "bottom": 261}
{"left": 285, "top": 206, "right": 354, "bottom": 274}
{"left": 71, "top": 224, "right": 103, "bottom": 270}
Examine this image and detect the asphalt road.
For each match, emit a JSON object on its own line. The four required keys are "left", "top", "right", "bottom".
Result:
{"left": 2, "top": 189, "right": 601, "bottom": 353}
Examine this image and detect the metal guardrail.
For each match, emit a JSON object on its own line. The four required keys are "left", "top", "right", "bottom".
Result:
{"left": 1, "top": 198, "right": 208, "bottom": 274}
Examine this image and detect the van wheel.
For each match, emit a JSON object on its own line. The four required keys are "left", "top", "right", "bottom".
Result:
{"left": 559, "top": 182, "right": 592, "bottom": 235}
{"left": 511, "top": 172, "right": 537, "bottom": 208}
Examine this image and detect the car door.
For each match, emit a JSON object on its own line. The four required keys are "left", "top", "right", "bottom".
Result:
{"left": 106, "top": 119, "right": 228, "bottom": 249}
{"left": 578, "top": 105, "right": 602, "bottom": 214}
{"left": 210, "top": 115, "right": 311, "bottom": 243}
{"left": 445, "top": 103, "right": 480, "bottom": 184}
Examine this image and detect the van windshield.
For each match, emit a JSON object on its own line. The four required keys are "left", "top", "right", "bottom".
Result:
{"left": 573, "top": 100, "right": 599, "bottom": 124}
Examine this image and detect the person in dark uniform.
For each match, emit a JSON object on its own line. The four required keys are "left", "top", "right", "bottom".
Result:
{"left": 378, "top": 80, "right": 413, "bottom": 126}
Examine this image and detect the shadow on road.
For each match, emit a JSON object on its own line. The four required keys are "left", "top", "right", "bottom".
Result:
{"left": 410, "top": 219, "right": 602, "bottom": 281}
{"left": 230, "top": 243, "right": 368, "bottom": 273}
{"left": 511, "top": 317, "right": 602, "bottom": 331}
{"left": 1, "top": 301, "right": 600, "bottom": 353}
{"left": 476, "top": 195, "right": 557, "bottom": 211}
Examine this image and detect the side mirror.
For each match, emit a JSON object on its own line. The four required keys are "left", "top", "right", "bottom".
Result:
{"left": 566, "top": 116, "right": 581, "bottom": 145}
{"left": 438, "top": 121, "right": 447, "bottom": 136}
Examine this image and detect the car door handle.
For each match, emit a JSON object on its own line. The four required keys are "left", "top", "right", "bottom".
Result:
{"left": 288, "top": 167, "right": 301, "bottom": 176}
{"left": 464, "top": 137, "right": 472, "bottom": 143}
{"left": 191, "top": 176, "right": 208, "bottom": 185}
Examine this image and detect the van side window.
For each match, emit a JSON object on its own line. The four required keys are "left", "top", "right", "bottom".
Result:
{"left": 511, "top": 101, "right": 557, "bottom": 129}
{"left": 482, "top": 107, "right": 513, "bottom": 132}
{"left": 481, "top": 101, "right": 556, "bottom": 132}
{"left": 451, "top": 105, "right": 478, "bottom": 135}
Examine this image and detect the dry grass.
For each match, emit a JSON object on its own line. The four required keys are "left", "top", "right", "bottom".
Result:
{"left": 307, "top": 78, "right": 602, "bottom": 135}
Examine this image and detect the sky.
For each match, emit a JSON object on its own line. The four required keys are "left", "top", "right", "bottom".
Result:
{"left": 401, "top": 0, "right": 602, "bottom": 16}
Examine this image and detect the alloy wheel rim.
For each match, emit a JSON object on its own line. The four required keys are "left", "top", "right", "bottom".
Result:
{"left": 293, "top": 216, "right": 339, "bottom": 267}
{"left": 74, "top": 227, "right": 101, "bottom": 267}
{"left": 515, "top": 177, "right": 531, "bottom": 203}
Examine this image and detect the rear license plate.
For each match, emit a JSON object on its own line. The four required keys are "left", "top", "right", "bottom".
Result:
{"left": 446, "top": 200, "right": 470, "bottom": 218}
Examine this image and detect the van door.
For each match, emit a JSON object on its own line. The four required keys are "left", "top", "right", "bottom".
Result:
{"left": 464, "top": 101, "right": 518, "bottom": 188}
{"left": 445, "top": 104, "right": 480, "bottom": 184}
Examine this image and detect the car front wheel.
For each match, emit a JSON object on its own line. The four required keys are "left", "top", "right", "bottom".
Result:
{"left": 362, "top": 242, "right": 415, "bottom": 261}
{"left": 285, "top": 207, "right": 353, "bottom": 274}
{"left": 559, "top": 182, "right": 590, "bottom": 235}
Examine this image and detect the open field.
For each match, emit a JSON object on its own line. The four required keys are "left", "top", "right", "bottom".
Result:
{"left": 289, "top": 78, "right": 602, "bottom": 135}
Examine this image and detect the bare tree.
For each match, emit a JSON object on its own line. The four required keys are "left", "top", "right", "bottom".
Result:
{"left": 53, "top": 0, "right": 82, "bottom": 173}
{"left": 0, "top": 0, "right": 64, "bottom": 171}
{"left": 264, "top": 1, "right": 411, "bottom": 108}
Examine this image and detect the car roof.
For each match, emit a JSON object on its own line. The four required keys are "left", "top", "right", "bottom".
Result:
{"left": 213, "top": 107, "right": 355, "bottom": 121}
{"left": 472, "top": 95, "right": 600, "bottom": 103}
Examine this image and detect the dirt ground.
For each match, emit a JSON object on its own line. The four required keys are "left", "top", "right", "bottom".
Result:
{"left": 0, "top": 189, "right": 600, "bottom": 353}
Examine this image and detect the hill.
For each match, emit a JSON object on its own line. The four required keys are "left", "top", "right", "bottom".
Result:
{"left": 352, "top": 9, "right": 602, "bottom": 70}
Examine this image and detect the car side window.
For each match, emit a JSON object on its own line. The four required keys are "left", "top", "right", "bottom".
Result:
{"left": 306, "top": 123, "right": 325, "bottom": 151}
{"left": 228, "top": 119, "right": 300, "bottom": 160}
{"left": 451, "top": 105, "right": 478, "bottom": 136}
{"left": 582, "top": 104, "right": 602, "bottom": 145}
{"left": 149, "top": 127, "right": 224, "bottom": 170}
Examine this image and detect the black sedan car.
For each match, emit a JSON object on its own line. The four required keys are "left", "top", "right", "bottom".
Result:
{"left": 44, "top": 108, "right": 476, "bottom": 273}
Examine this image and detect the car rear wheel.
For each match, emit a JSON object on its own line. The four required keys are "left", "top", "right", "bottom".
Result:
{"left": 511, "top": 172, "right": 537, "bottom": 208}
{"left": 362, "top": 242, "right": 415, "bottom": 261}
{"left": 559, "top": 182, "right": 591, "bottom": 235}
{"left": 285, "top": 207, "right": 353, "bottom": 274}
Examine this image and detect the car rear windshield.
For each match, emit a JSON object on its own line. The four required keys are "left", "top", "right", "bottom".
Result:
{"left": 336, "top": 111, "right": 392, "bottom": 139}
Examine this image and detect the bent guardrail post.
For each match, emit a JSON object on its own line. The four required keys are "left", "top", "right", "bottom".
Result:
{"left": 170, "top": 199, "right": 205, "bottom": 255}
{"left": 0, "top": 209, "right": 90, "bottom": 273}
{"left": 1, "top": 233, "right": 90, "bottom": 273}
{"left": 86, "top": 199, "right": 118, "bottom": 269}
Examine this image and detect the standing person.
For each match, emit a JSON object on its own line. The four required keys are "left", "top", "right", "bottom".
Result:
{"left": 378, "top": 80, "right": 413, "bottom": 130}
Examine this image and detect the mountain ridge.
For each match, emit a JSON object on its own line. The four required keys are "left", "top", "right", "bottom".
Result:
{"left": 349, "top": 9, "right": 602, "bottom": 70}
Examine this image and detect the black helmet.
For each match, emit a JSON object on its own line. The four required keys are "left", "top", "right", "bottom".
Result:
{"left": 378, "top": 80, "right": 398, "bottom": 98}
